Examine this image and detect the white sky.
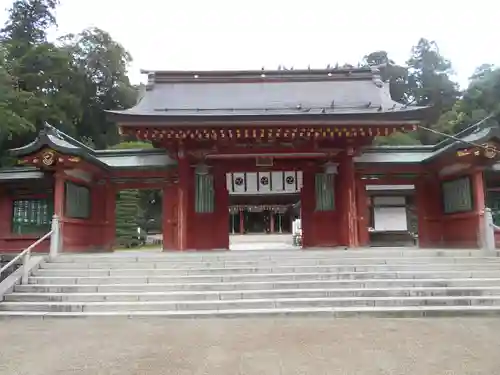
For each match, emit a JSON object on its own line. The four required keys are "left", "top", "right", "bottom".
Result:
{"left": 2, "top": 0, "right": 499, "bottom": 87}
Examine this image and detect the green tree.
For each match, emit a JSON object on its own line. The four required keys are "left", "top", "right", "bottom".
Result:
{"left": 0, "top": 45, "right": 35, "bottom": 138}
{"left": 406, "top": 38, "right": 460, "bottom": 144}
{"left": 60, "top": 27, "right": 137, "bottom": 148}
{"left": 363, "top": 51, "right": 420, "bottom": 145}
{"left": 1, "top": 0, "right": 83, "bottom": 154}
{"left": 373, "top": 132, "right": 421, "bottom": 146}
{"left": 436, "top": 65, "right": 500, "bottom": 135}
{"left": 110, "top": 141, "right": 162, "bottom": 245}
{"left": 115, "top": 189, "right": 142, "bottom": 247}
{"left": 363, "top": 50, "right": 410, "bottom": 104}
{"left": 1, "top": 0, "right": 59, "bottom": 58}
{"left": 0, "top": 1, "right": 137, "bottom": 163}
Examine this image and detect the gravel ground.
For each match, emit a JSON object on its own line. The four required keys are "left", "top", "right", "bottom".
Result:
{"left": 1, "top": 318, "right": 500, "bottom": 375}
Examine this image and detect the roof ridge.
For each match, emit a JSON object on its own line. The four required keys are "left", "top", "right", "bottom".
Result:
{"left": 43, "top": 123, "right": 96, "bottom": 154}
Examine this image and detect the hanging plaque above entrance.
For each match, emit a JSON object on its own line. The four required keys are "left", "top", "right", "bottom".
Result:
{"left": 227, "top": 171, "right": 303, "bottom": 195}
{"left": 256, "top": 156, "right": 273, "bottom": 167}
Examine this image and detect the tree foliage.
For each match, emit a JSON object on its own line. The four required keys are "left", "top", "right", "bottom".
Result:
{"left": 0, "top": 0, "right": 137, "bottom": 158}
{"left": 115, "top": 189, "right": 142, "bottom": 247}
{"left": 364, "top": 38, "right": 497, "bottom": 146}
{"left": 0, "top": 0, "right": 65, "bottom": 147}
{"left": 110, "top": 141, "right": 162, "bottom": 240}
{"left": 0, "top": 45, "right": 35, "bottom": 138}
{"left": 363, "top": 50, "right": 410, "bottom": 104}
{"left": 59, "top": 28, "right": 137, "bottom": 148}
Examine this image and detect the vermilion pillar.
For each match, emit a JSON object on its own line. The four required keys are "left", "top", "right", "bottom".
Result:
{"left": 176, "top": 157, "right": 191, "bottom": 250}
{"left": 270, "top": 212, "right": 275, "bottom": 233}
{"left": 239, "top": 210, "right": 244, "bottom": 234}
{"left": 53, "top": 171, "right": 65, "bottom": 218}
{"left": 301, "top": 164, "right": 338, "bottom": 248}
{"left": 338, "top": 155, "right": 358, "bottom": 247}
{"left": 104, "top": 182, "right": 116, "bottom": 252}
{"left": 212, "top": 166, "right": 230, "bottom": 249}
{"left": 162, "top": 181, "right": 179, "bottom": 251}
{"left": 471, "top": 170, "right": 486, "bottom": 248}
{"left": 355, "top": 176, "right": 369, "bottom": 247}
{"left": 53, "top": 171, "right": 66, "bottom": 249}
{"left": 415, "top": 175, "right": 442, "bottom": 248}
{"left": 300, "top": 166, "right": 315, "bottom": 248}
{"left": 471, "top": 170, "right": 486, "bottom": 214}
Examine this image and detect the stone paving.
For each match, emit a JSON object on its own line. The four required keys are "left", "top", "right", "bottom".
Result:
{"left": 230, "top": 234, "right": 295, "bottom": 250}
{"left": 1, "top": 318, "right": 500, "bottom": 375}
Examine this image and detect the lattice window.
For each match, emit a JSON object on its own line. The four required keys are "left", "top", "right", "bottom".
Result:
{"left": 195, "top": 174, "right": 214, "bottom": 213}
{"left": 442, "top": 177, "right": 473, "bottom": 214}
{"left": 12, "top": 199, "right": 53, "bottom": 234}
{"left": 315, "top": 173, "right": 335, "bottom": 211}
{"left": 65, "top": 182, "right": 91, "bottom": 219}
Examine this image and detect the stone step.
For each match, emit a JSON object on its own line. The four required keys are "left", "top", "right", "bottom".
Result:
{"left": 33, "top": 263, "right": 500, "bottom": 277}
{"left": 43, "top": 256, "right": 500, "bottom": 269}
{"left": 2, "top": 305, "right": 500, "bottom": 318}
{"left": 51, "top": 249, "right": 496, "bottom": 263}
{"left": 6, "top": 286, "right": 500, "bottom": 302}
{"left": 4, "top": 249, "right": 500, "bottom": 318}
{"left": 26, "top": 270, "right": 500, "bottom": 285}
{"left": 2, "top": 295, "right": 500, "bottom": 313}
{"left": 14, "top": 278, "right": 500, "bottom": 293}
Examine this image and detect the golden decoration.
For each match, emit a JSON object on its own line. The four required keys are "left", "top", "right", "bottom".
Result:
{"left": 457, "top": 149, "right": 472, "bottom": 157}
{"left": 484, "top": 148, "right": 497, "bottom": 159}
{"left": 41, "top": 150, "right": 55, "bottom": 166}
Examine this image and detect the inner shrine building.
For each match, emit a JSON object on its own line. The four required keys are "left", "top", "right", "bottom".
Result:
{"left": 1, "top": 67, "right": 500, "bottom": 252}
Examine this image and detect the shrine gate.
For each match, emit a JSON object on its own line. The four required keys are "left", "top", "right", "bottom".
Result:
{"left": 0, "top": 68, "right": 499, "bottom": 252}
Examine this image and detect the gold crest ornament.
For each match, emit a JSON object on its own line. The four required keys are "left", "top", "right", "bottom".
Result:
{"left": 41, "top": 150, "right": 55, "bottom": 166}
{"left": 483, "top": 143, "right": 497, "bottom": 159}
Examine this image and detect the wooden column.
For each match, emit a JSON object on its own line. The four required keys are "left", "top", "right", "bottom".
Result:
{"left": 239, "top": 209, "right": 244, "bottom": 234}
{"left": 415, "top": 175, "right": 442, "bottom": 248}
{"left": 338, "top": 155, "right": 358, "bottom": 247}
{"left": 177, "top": 157, "right": 191, "bottom": 251}
{"left": 472, "top": 170, "right": 486, "bottom": 214}
{"left": 270, "top": 211, "right": 275, "bottom": 233}
{"left": 300, "top": 166, "right": 315, "bottom": 248}
{"left": 53, "top": 171, "right": 66, "bottom": 250}
{"left": 301, "top": 164, "right": 338, "bottom": 248}
{"left": 212, "top": 165, "right": 229, "bottom": 249}
{"left": 53, "top": 171, "right": 65, "bottom": 218}
{"left": 0, "top": 186, "right": 10, "bottom": 249}
{"left": 355, "top": 176, "right": 369, "bottom": 247}
{"left": 104, "top": 181, "right": 116, "bottom": 251}
{"left": 471, "top": 170, "right": 486, "bottom": 248}
{"left": 162, "top": 181, "right": 179, "bottom": 251}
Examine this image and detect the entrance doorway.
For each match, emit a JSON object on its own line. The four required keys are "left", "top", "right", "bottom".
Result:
{"left": 226, "top": 170, "right": 303, "bottom": 250}
{"left": 245, "top": 210, "right": 268, "bottom": 233}
{"left": 114, "top": 188, "right": 163, "bottom": 250}
{"left": 229, "top": 206, "right": 295, "bottom": 234}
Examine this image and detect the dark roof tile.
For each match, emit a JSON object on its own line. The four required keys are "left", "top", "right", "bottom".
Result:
{"left": 108, "top": 69, "right": 428, "bottom": 121}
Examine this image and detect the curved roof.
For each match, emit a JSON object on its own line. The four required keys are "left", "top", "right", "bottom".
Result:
{"left": 6, "top": 122, "right": 500, "bottom": 174}
{"left": 107, "top": 68, "right": 429, "bottom": 123}
{"left": 355, "top": 125, "right": 500, "bottom": 164}
{"left": 9, "top": 124, "right": 177, "bottom": 170}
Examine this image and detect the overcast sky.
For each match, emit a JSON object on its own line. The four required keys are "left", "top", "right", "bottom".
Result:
{"left": 2, "top": 0, "right": 499, "bottom": 87}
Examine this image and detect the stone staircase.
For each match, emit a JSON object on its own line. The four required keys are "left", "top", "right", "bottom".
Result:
{"left": 2, "top": 249, "right": 500, "bottom": 317}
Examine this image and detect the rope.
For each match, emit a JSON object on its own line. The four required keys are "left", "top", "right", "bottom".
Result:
{"left": 417, "top": 113, "right": 497, "bottom": 152}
